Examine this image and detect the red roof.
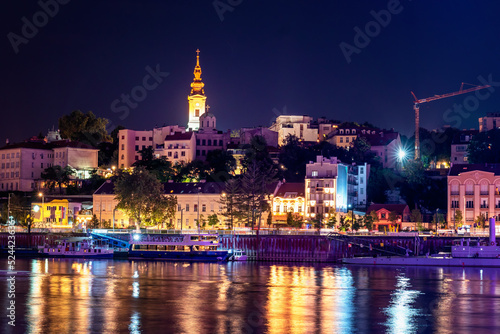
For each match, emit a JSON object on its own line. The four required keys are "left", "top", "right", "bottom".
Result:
{"left": 367, "top": 204, "right": 409, "bottom": 215}
{"left": 164, "top": 132, "right": 194, "bottom": 141}
{"left": 275, "top": 182, "right": 305, "bottom": 197}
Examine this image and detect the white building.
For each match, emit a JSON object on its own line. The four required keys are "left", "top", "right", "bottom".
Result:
{"left": 118, "top": 125, "right": 185, "bottom": 168}
{"left": 451, "top": 130, "right": 477, "bottom": 165}
{"left": 0, "top": 140, "right": 98, "bottom": 192}
{"left": 270, "top": 115, "right": 318, "bottom": 145}
{"left": 305, "top": 156, "right": 369, "bottom": 220}
{"left": 162, "top": 132, "right": 196, "bottom": 164}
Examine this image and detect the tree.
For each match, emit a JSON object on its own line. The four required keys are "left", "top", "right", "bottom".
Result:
{"left": 58, "top": 110, "right": 112, "bottom": 146}
{"left": 388, "top": 211, "right": 399, "bottom": 226}
{"left": 475, "top": 214, "right": 486, "bottom": 229}
{"left": 364, "top": 211, "right": 378, "bottom": 231}
{"left": 311, "top": 213, "right": 324, "bottom": 233}
{"left": 208, "top": 214, "right": 219, "bottom": 228}
{"left": 350, "top": 137, "right": 371, "bottom": 163}
{"left": 326, "top": 214, "right": 337, "bottom": 229}
{"left": 410, "top": 209, "right": 423, "bottom": 231}
{"left": 219, "top": 178, "right": 243, "bottom": 230}
{"left": 338, "top": 215, "right": 350, "bottom": 232}
{"left": 8, "top": 195, "right": 32, "bottom": 232}
{"left": 206, "top": 149, "right": 236, "bottom": 178}
{"left": 454, "top": 209, "right": 463, "bottom": 229}
{"left": 114, "top": 167, "right": 172, "bottom": 229}
{"left": 286, "top": 212, "right": 303, "bottom": 229}
{"left": 88, "top": 214, "right": 99, "bottom": 229}
{"left": 467, "top": 129, "right": 500, "bottom": 163}
{"left": 278, "top": 134, "right": 313, "bottom": 182}
{"left": 352, "top": 217, "right": 362, "bottom": 232}
{"left": 41, "top": 165, "right": 75, "bottom": 194}
{"left": 147, "top": 195, "right": 177, "bottom": 228}
{"left": 431, "top": 212, "right": 446, "bottom": 229}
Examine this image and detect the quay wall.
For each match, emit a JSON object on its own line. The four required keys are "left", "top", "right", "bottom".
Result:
{"left": 2, "top": 233, "right": 497, "bottom": 262}
{"left": 220, "top": 235, "right": 471, "bottom": 262}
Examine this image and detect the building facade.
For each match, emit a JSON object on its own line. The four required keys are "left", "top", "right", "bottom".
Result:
{"left": 448, "top": 164, "right": 500, "bottom": 226}
{"left": 450, "top": 130, "right": 477, "bottom": 165}
{"left": 366, "top": 203, "right": 410, "bottom": 231}
{"left": 0, "top": 140, "right": 98, "bottom": 192}
{"left": 479, "top": 113, "right": 500, "bottom": 132}
{"left": 270, "top": 115, "right": 318, "bottom": 145}
{"left": 271, "top": 182, "right": 305, "bottom": 225}
{"left": 305, "top": 156, "right": 368, "bottom": 220}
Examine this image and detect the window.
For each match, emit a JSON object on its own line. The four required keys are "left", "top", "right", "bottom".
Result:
{"left": 149, "top": 137, "right": 152, "bottom": 141}
{"left": 135, "top": 145, "right": 139, "bottom": 151}
{"left": 121, "top": 144, "right": 125, "bottom": 150}
{"left": 360, "top": 167, "right": 364, "bottom": 174}
{"left": 202, "top": 139, "right": 206, "bottom": 146}
{"left": 196, "top": 139, "right": 200, "bottom": 145}
{"left": 186, "top": 204, "right": 189, "bottom": 212}
{"left": 41, "top": 163, "right": 43, "bottom": 168}
{"left": 346, "top": 137, "right": 349, "bottom": 143}
{"left": 196, "top": 150, "right": 200, "bottom": 156}
{"left": 207, "top": 139, "right": 211, "bottom": 146}
{"left": 219, "top": 140, "right": 223, "bottom": 146}
{"left": 122, "top": 135, "right": 125, "bottom": 140}
{"left": 466, "top": 200, "right": 474, "bottom": 208}
{"left": 168, "top": 152, "right": 172, "bottom": 157}
{"left": 142, "top": 137, "right": 146, "bottom": 141}
{"left": 135, "top": 137, "right": 139, "bottom": 140}
{"left": 174, "top": 152, "right": 178, "bottom": 159}
{"left": 381, "top": 213, "right": 386, "bottom": 219}
{"left": 195, "top": 109, "right": 200, "bottom": 117}
{"left": 194, "top": 204, "right": 198, "bottom": 212}
{"left": 135, "top": 156, "right": 138, "bottom": 160}
{"left": 340, "top": 137, "right": 343, "bottom": 143}
{"left": 202, "top": 150, "right": 206, "bottom": 156}
{"left": 6, "top": 154, "right": 9, "bottom": 159}
{"left": 202, "top": 204, "right": 206, "bottom": 212}
{"left": 312, "top": 171, "right": 318, "bottom": 177}
{"left": 10, "top": 162, "right": 14, "bottom": 168}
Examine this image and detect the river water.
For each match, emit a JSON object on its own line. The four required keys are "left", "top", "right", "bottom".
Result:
{"left": 1, "top": 259, "right": 500, "bottom": 333}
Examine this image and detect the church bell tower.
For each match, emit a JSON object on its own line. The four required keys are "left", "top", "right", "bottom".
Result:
{"left": 187, "top": 49, "right": 207, "bottom": 131}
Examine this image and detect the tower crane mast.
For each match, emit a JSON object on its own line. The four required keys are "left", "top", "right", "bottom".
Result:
{"left": 412, "top": 83, "right": 491, "bottom": 160}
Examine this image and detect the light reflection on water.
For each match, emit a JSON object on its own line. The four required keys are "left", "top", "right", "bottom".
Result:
{"left": 1, "top": 259, "right": 500, "bottom": 333}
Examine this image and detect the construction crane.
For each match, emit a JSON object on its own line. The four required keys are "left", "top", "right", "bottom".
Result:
{"left": 411, "top": 82, "right": 491, "bottom": 160}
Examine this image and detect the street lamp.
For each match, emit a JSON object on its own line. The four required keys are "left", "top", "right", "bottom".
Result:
{"left": 38, "top": 192, "right": 44, "bottom": 228}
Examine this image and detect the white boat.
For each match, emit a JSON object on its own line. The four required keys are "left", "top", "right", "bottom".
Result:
{"left": 343, "top": 218, "right": 500, "bottom": 267}
{"left": 228, "top": 249, "right": 248, "bottom": 261}
{"left": 39, "top": 237, "right": 114, "bottom": 258}
{"left": 128, "top": 233, "right": 229, "bottom": 261}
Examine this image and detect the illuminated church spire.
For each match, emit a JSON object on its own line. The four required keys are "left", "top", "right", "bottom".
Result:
{"left": 187, "top": 49, "right": 207, "bottom": 130}
{"left": 190, "top": 49, "right": 205, "bottom": 95}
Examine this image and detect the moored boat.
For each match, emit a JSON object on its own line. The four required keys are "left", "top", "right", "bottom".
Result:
{"left": 128, "top": 233, "right": 229, "bottom": 261}
{"left": 38, "top": 237, "right": 114, "bottom": 258}
{"left": 228, "top": 249, "right": 248, "bottom": 261}
{"left": 343, "top": 218, "right": 500, "bottom": 267}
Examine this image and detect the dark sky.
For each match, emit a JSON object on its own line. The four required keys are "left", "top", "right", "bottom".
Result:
{"left": 1, "top": 0, "right": 500, "bottom": 145}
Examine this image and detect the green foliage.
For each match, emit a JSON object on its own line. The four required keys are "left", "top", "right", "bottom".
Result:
{"left": 467, "top": 129, "right": 500, "bottom": 163}
{"left": 350, "top": 136, "right": 371, "bottom": 163}
{"left": 475, "top": 214, "right": 486, "bottom": 229}
{"left": 352, "top": 218, "right": 362, "bottom": 231}
{"left": 431, "top": 212, "right": 446, "bottom": 229}
{"left": 41, "top": 165, "right": 75, "bottom": 194}
{"left": 454, "top": 209, "right": 463, "bottom": 228}
{"left": 219, "top": 178, "right": 244, "bottom": 229}
{"left": 88, "top": 214, "right": 99, "bottom": 229}
{"left": 410, "top": 209, "right": 422, "bottom": 223}
{"left": 363, "top": 211, "right": 378, "bottom": 230}
{"left": 367, "top": 166, "right": 402, "bottom": 204}
{"left": 58, "top": 110, "right": 112, "bottom": 146}
{"left": 208, "top": 214, "right": 219, "bottom": 227}
{"left": 326, "top": 214, "right": 337, "bottom": 229}
{"left": 286, "top": 212, "right": 303, "bottom": 229}
{"left": 388, "top": 211, "right": 399, "bottom": 224}
{"left": 311, "top": 213, "right": 324, "bottom": 231}
{"left": 114, "top": 167, "right": 176, "bottom": 228}
{"left": 278, "top": 134, "right": 313, "bottom": 182}
{"left": 338, "top": 215, "right": 350, "bottom": 232}
{"left": 206, "top": 149, "right": 236, "bottom": 176}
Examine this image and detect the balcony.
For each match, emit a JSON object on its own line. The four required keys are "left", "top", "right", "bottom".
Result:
{"left": 480, "top": 205, "right": 489, "bottom": 209}
{"left": 480, "top": 191, "right": 489, "bottom": 196}
{"left": 450, "top": 191, "right": 459, "bottom": 196}
{"left": 465, "top": 191, "right": 474, "bottom": 196}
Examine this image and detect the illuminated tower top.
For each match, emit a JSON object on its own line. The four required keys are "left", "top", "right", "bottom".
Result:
{"left": 190, "top": 49, "right": 205, "bottom": 95}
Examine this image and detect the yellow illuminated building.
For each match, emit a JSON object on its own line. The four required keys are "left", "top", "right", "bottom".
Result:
{"left": 32, "top": 199, "right": 79, "bottom": 228}
{"left": 187, "top": 49, "right": 207, "bottom": 131}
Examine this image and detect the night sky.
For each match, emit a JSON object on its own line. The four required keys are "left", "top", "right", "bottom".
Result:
{"left": 1, "top": 1, "right": 500, "bottom": 145}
